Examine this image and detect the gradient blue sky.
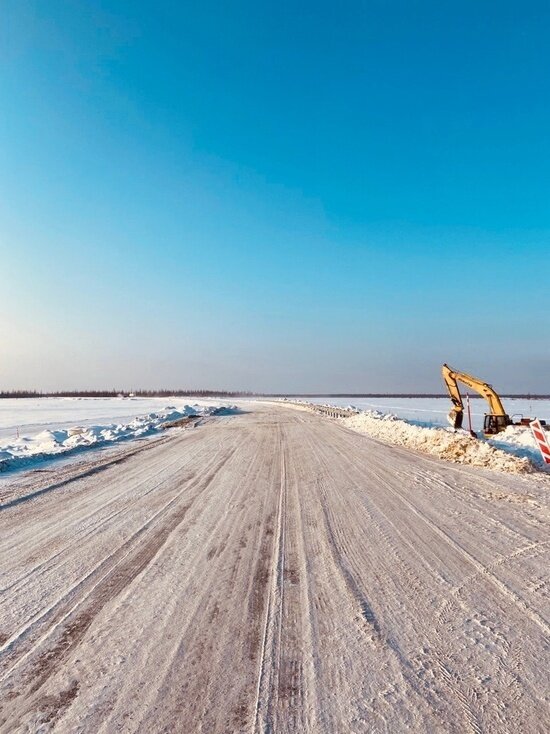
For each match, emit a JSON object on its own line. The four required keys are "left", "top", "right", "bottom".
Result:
{"left": 1, "top": 1, "right": 549, "bottom": 392}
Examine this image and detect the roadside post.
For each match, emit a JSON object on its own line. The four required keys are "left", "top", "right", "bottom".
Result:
{"left": 529, "top": 419, "right": 550, "bottom": 465}
{"left": 466, "top": 394, "right": 476, "bottom": 438}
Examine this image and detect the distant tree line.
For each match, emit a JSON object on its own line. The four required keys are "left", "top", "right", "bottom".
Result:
{"left": 1, "top": 390, "right": 549, "bottom": 399}
{"left": 274, "top": 393, "right": 550, "bottom": 399}
{"left": 0, "top": 389, "right": 258, "bottom": 399}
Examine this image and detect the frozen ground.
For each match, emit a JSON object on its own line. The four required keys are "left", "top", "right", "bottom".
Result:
{"left": 0, "top": 398, "right": 234, "bottom": 473}
{"left": 0, "top": 402, "right": 548, "bottom": 732}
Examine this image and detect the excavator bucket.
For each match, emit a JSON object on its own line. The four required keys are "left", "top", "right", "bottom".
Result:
{"left": 447, "top": 407, "right": 463, "bottom": 430}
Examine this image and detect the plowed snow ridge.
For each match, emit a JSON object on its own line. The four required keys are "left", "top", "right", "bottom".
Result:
{"left": 0, "top": 404, "right": 235, "bottom": 473}
{"left": 341, "top": 410, "right": 533, "bottom": 473}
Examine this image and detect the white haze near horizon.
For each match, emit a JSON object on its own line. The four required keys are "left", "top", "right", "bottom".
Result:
{"left": 1, "top": 313, "right": 549, "bottom": 396}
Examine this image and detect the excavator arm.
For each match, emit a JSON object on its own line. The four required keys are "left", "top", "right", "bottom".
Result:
{"left": 441, "top": 364, "right": 509, "bottom": 434}
{"left": 441, "top": 364, "right": 465, "bottom": 429}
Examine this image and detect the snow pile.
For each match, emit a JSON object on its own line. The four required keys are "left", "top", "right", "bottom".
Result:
{"left": 0, "top": 404, "right": 234, "bottom": 472}
{"left": 341, "top": 410, "right": 533, "bottom": 474}
{"left": 488, "top": 425, "right": 549, "bottom": 470}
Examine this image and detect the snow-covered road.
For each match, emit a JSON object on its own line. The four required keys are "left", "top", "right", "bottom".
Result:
{"left": 1, "top": 403, "right": 549, "bottom": 732}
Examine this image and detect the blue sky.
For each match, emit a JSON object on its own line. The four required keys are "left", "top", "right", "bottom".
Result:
{"left": 1, "top": 1, "right": 549, "bottom": 392}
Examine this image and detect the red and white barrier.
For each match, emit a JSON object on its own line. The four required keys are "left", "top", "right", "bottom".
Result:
{"left": 530, "top": 419, "right": 550, "bottom": 465}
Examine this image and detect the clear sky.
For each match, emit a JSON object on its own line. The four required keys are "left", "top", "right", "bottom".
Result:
{"left": 1, "top": 1, "right": 549, "bottom": 393}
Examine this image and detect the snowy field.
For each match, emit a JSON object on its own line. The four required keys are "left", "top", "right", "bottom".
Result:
{"left": 0, "top": 397, "right": 230, "bottom": 441}
{"left": 0, "top": 397, "right": 233, "bottom": 473}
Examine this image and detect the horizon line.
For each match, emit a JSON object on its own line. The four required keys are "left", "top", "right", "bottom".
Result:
{"left": 1, "top": 390, "right": 549, "bottom": 400}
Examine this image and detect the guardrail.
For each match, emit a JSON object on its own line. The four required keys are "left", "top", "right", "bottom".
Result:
{"left": 309, "top": 404, "right": 359, "bottom": 419}
{"left": 280, "top": 400, "right": 359, "bottom": 419}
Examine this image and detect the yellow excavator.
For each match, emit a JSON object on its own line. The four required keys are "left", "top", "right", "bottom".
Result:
{"left": 441, "top": 363, "right": 545, "bottom": 437}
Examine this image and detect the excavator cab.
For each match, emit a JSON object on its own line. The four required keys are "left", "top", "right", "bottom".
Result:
{"left": 483, "top": 414, "right": 510, "bottom": 436}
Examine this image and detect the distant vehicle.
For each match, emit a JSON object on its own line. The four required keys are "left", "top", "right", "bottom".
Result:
{"left": 441, "top": 363, "right": 547, "bottom": 437}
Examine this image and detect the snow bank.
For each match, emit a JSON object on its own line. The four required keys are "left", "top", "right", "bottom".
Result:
{"left": 488, "top": 425, "right": 550, "bottom": 470}
{"left": 341, "top": 410, "right": 533, "bottom": 473}
{"left": 0, "top": 404, "right": 235, "bottom": 473}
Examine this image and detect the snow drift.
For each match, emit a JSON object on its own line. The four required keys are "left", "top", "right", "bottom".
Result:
{"left": 0, "top": 404, "right": 235, "bottom": 473}
{"left": 341, "top": 410, "right": 534, "bottom": 473}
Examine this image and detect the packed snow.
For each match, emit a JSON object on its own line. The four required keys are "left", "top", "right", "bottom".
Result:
{"left": 0, "top": 399, "right": 235, "bottom": 472}
{"left": 2, "top": 403, "right": 549, "bottom": 732}
{"left": 288, "top": 398, "right": 550, "bottom": 473}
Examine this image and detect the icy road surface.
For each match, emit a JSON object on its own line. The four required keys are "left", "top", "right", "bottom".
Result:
{"left": 0, "top": 403, "right": 549, "bottom": 733}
